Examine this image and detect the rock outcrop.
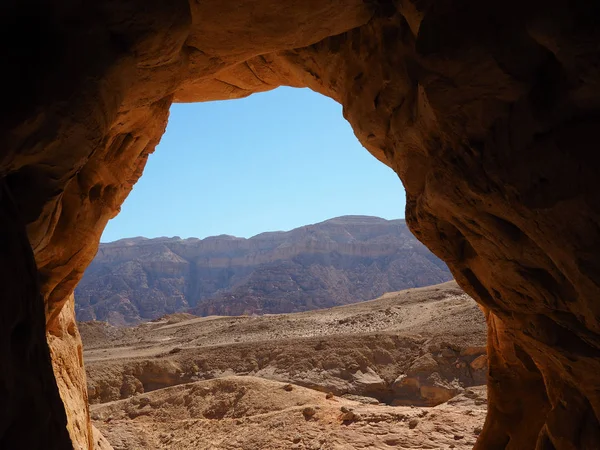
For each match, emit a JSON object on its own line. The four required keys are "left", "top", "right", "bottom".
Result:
{"left": 76, "top": 216, "right": 451, "bottom": 324}
{"left": 1, "top": 0, "right": 599, "bottom": 448}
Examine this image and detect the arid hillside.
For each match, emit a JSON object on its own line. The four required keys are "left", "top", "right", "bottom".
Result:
{"left": 75, "top": 216, "right": 452, "bottom": 325}
{"left": 82, "top": 282, "right": 487, "bottom": 449}
{"left": 92, "top": 376, "right": 487, "bottom": 450}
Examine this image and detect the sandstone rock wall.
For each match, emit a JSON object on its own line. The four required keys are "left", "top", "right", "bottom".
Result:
{"left": 47, "top": 294, "right": 93, "bottom": 450}
{"left": 0, "top": 0, "right": 599, "bottom": 448}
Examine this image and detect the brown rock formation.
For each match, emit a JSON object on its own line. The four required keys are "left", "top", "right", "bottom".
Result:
{"left": 1, "top": 0, "right": 599, "bottom": 448}
{"left": 91, "top": 426, "right": 113, "bottom": 450}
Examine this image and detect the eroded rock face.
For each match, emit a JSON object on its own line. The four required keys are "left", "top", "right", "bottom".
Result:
{"left": 47, "top": 294, "right": 93, "bottom": 450}
{"left": 1, "top": 0, "right": 599, "bottom": 448}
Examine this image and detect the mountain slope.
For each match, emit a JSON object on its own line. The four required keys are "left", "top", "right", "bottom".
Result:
{"left": 75, "top": 216, "right": 452, "bottom": 325}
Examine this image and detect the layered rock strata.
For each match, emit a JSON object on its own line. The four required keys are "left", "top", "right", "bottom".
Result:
{"left": 76, "top": 216, "right": 451, "bottom": 325}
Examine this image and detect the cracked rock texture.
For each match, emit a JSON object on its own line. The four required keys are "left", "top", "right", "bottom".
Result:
{"left": 0, "top": 0, "right": 599, "bottom": 448}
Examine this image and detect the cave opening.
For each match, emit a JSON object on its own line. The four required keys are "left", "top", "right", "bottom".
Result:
{"left": 76, "top": 86, "right": 482, "bottom": 446}
{"left": 2, "top": 1, "right": 600, "bottom": 449}
{"left": 78, "top": 86, "right": 414, "bottom": 325}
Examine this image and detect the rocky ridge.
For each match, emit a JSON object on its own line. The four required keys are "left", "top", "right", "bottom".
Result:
{"left": 76, "top": 216, "right": 451, "bottom": 325}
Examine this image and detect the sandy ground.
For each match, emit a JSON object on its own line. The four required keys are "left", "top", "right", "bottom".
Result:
{"left": 92, "top": 376, "right": 486, "bottom": 450}
{"left": 82, "top": 281, "right": 484, "bottom": 361}
{"left": 82, "top": 281, "right": 488, "bottom": 449}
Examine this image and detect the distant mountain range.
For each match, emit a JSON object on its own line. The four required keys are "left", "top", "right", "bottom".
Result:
{"left": 75, "top": 216, "right": 452, "bottom": 325}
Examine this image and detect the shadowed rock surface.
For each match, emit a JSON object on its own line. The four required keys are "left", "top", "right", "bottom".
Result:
{"left": 1, "top": 0, "right": 599, "bottom": 448}
{"left": 76, "top": 216, "right": 451, "bottom": 325}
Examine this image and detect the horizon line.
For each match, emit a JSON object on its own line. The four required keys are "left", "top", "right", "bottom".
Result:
{"left": 100, "top": 214, "right": 406, "bottom": 244}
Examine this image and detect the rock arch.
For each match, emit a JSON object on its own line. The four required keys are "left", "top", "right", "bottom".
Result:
{"left": 1, "top": 0, "right": 600, "bottom": 448}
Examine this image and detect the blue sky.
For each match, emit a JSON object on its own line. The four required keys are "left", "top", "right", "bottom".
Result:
{"left": 101, "top": 87, "right": 405, "bottom": 242}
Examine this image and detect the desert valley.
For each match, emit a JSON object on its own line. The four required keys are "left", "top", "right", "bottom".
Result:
{"left": 79, "top": 218, "right": 488, "bottom": 449}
